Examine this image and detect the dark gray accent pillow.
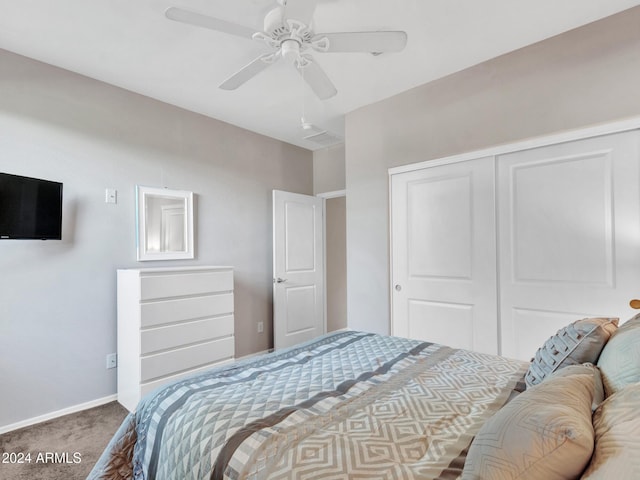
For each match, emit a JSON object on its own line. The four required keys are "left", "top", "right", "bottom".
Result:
{"left": 525, "top": 317, "right": 618, "bottom": 388}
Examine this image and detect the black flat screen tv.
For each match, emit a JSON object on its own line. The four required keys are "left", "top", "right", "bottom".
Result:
{"left": 0, "top": 172, "right": 63, "bottom": 240}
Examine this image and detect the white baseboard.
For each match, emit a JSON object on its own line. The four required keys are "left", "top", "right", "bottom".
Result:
{"left": 234, "top": 349, "right": 272, "bottom": 362}
{"left": 0, "top": 394, "right": 118, "bottom": 435}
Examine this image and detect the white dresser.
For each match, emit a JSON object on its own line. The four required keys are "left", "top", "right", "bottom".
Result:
{"left": 117, "top": 266, "right": 234, "bottom": 411}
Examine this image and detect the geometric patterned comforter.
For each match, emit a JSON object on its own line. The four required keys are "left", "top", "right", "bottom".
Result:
{"left": 88, "top": 331, "right": 527, "bottom": 480}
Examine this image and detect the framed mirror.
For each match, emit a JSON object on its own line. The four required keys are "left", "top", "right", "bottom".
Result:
{"left": 136, "top": 185, "right": 194, "bottom": 261}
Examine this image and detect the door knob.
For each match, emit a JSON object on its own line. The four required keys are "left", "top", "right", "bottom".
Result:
{"left": 394, "top": 284, "right": 402, "bottom": 291}
{"left": 275, "top": 277, "right": 288, "bottom": 283}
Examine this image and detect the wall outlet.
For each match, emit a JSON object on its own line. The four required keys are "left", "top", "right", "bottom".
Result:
{"left": 257, "top": 321, "right": 264, "bottom": 333}
{"left": 106, "top": 353, "right": 117, "bottom": 369}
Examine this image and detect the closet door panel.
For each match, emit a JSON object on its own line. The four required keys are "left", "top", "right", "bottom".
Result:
{"left": 391, "top": 157, "right": 498, "bottom": 354}
{"left": 510, "top": 153, "right": 613, "bottom": 285}
{"left": 498, "top": 131, "right": 640, "bottom": 360}
{"left": 407, "top": 300, "right": 474, "bottom": 349}
{"left": 407, "top": 173, "right": 473, "bottom": 280}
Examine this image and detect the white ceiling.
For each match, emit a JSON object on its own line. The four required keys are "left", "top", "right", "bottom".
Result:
{"left": 0, "top": 0, "right": 638, "bottom": 151}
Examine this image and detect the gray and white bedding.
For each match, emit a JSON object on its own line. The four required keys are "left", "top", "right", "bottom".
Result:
{"left": 88, "top": 331, "right": 527, "bottom": 480}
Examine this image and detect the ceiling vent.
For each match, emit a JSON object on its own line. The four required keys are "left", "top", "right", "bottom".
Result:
{"left": 303, "top": 130, "right": 343, "bottom": 147}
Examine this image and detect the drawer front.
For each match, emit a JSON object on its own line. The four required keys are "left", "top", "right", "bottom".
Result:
{"left": 141, "top": 293, "right": 233, "bottom": 328}
{"left": 140, "top": 270, "right": 233, "bottom": 301}
{"left": 140, "top": 358, "right": 234, "bottom": 398}
{"left": 141, "top": 315, "right": 234, "bottom": 355}
{"left": 141, "top": 336, "right": 235, "bottom": 383}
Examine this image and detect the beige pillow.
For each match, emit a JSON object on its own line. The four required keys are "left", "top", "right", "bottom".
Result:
{"left": 550, "top": 362, "right": 604, "bottom": 411}
{"left": 462, "top": 364, "right": 598, "bottom": 480}
{"left": 596, "top": 313, "right": 640, "bottom": 396}
{"left": 581, "top": 382, "right": 640, "bottom": 479}
{"left": 525, "top": 317, "right": 618, "bottom": 387}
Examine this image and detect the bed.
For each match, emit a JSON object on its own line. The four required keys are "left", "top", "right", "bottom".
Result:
{"left": 88, "top": 315, "right": 639, "bottom": 480}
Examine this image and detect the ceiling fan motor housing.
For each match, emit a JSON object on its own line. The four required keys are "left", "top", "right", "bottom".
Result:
{"left": 263, "top": 5, "right": 286, "bottom": 34}
{"left": 263, "top": 6, "right": 313, "bottom": 44}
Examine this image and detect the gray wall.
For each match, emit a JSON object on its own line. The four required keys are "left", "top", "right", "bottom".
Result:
{"left": 313, "top": 144, "right": 345, "bottom": 194}
{"left": 345, "top": 7, "right": 640, "bottom": 334}
{"left": 325, "top": 196, "right": 347, "bottom": 332}
{"left": 313, "top": 145, "right": 347, "bottom": 332}
{"left": 0, "top": 49, "right": 312, "bottom": 428}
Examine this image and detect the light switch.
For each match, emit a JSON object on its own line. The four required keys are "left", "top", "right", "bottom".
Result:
{"left": 105, "top": 188, "right": 117, "bottom": 204}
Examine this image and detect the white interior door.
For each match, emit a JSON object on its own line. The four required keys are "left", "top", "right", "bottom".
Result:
{"left": 390, "top": 157, "right": 498, "bottom": 354}
{"left": 498, "top": 131, "right": 640, "bottom": 360}
{"left": 273, "top": 190, "right": 325, "bottom": 350}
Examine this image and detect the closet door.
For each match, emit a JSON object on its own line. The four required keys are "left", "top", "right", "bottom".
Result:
{"left": 498, "top": 131, "right": 640, "bottom": 360}
{"left": 391, "top": 157, "right": 498, "bottom": 354}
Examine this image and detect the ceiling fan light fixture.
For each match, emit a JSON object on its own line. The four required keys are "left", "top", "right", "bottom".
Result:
{"left": 281, "top": 38, "right": 301, "bottom": 62}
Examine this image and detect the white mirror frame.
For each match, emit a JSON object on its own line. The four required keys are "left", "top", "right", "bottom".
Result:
{"left": 136, "top": 185, "right": 194, "bottom": 261}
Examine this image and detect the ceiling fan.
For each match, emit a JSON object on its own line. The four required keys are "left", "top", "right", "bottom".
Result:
{"left": 165, "top": 0, "right": 408, "bottom": 100}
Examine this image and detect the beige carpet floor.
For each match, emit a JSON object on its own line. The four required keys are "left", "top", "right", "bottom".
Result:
{"left": 0, "top": 401, "right": 128, "bottom": 480}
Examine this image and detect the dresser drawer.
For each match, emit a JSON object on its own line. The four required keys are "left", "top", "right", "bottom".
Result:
{"left": 140, "top": 358, "right": 234, "bottom": 398}
{"left": 141, "top": 293, "right": 233, "bottom": 328}
{"left": 140, "top": 336, "right": 235, "bottom": 382}
{"left": 141, "top": 315, "right": 234, "bottom": 355}
{"left": 140, "top": 269, "right": 233, "bottom": 300}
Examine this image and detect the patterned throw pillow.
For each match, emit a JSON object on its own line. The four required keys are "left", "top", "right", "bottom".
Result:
{"left": 597, "top": 313, "right": 640, "bottom": 396}
{"left": 462, "top": 364, "right": 599, "bottom": 480}
{"left": 581, "top": 382, "right": 640, "bottom": 478}
{"left": 525, "top": 317, "right": 618, "bottom": 388}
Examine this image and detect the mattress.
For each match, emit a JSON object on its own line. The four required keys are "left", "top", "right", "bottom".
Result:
{"left": 89, "top": 331, "right": 527, "bottom": 480}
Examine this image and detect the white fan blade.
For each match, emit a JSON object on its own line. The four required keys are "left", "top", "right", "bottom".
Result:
{"left": 219, "top": 53, "right": 279, "bottom": 90}
{"left": 313, "top": 31, "right": 408, "bottom": 53}
{"left": 165, "top": 7, "right": 256, "bottom": 40}
{"left": 296, "top": 56, "right": 337, "bottom": 100}
{"left": 282, "top": 0, "right": 318, "bottom": 26}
